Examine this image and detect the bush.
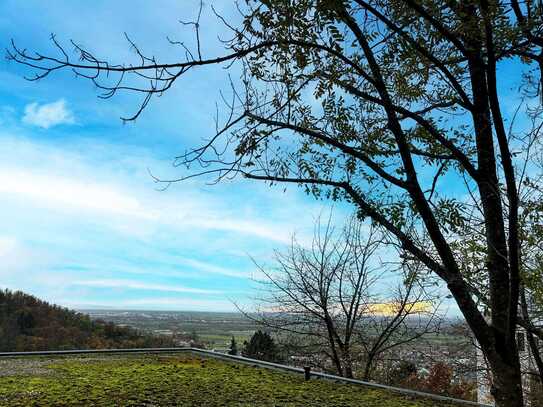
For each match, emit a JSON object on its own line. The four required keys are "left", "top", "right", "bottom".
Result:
{"left": 242, "top": 330, "right": 280, "bottom": 362}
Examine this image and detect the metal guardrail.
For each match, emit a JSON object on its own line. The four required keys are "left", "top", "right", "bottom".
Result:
{"left": 0, "top": 347, "right": 492, "bottom": 407}
{"left": 0, "top": 347, "right": 190, "bottom": 357}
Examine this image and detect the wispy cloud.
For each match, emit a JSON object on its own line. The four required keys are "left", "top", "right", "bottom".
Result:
{"left": 70, "top": 279, "right": 221, "bottom": 295}
{"left": 174, "top": 257, "right": 256, "bottom": 279}
{"left": 0, "top": 134, "right": 318, "bottom": 244}
{"left": 0, "top": 169, "right": 156, "bottom": 220}
{"left": 0, "top": 133, "right": 331, "bottom": 310}
{"left": 61, "top": 297, "right": 242, "bottom": 312}
{"left": 0, "top": 0, "right": 353, "bottom": 311}
{"left": 22, "top": 99, "right": 75, "bottom": 129}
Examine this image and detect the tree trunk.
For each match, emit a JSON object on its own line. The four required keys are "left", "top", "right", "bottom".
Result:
{"left": 342, "top": 351, "right": 354, "bottom": 379}
{"left": 488, "top": 356, "right": 524, "bottom": 407}
{"left": 330, "top": 349, "right": 344, "bottom": 377}
{"left": 323, "top": 319, "right": 344, "bottom": 376}
{"left": 527, "top": 330, "right": 543, "bottom": 383}
{"left": 344, "top": 363, "right": 353, "bottom": 379}
{"left": 362, "top": 352, "right": 375, "bottom": 381}
{"left": 338, "top": 342, "right": 354, "bottom": 379}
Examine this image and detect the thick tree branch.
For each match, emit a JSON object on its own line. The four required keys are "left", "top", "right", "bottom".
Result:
{"left": 246, "top": 112, "right": 409, "bottom": 189}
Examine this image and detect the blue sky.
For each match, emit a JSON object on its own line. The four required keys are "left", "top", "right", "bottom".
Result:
{"left": 0, "top": 1, "right": 531, "bottom": 315}
{"left": 0, "top": 0, "right": 354, "bottom": 311}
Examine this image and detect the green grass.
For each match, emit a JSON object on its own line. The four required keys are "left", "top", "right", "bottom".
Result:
{"left": 0, "top": 354, "right": 451, "bottom": 406}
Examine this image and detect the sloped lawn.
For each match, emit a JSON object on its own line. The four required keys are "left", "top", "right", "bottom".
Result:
{"left": 0, "top": 354, "right": 450, "bottom": 406}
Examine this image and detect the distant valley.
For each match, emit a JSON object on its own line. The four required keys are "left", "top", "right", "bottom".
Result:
{"left": 83, "top": 309, "right": 261, "bottom": 351}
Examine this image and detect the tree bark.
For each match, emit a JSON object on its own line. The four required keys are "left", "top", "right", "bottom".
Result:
{"left": 340, "top": 346, "right": 354, "bottom": 379}
{"left": 363, "top": 352, "right": 375, "bottom": 382}
{"left": 487, "top": 356, "right": 524, "bottom": 407}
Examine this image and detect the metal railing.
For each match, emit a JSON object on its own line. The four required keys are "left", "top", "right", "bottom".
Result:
{"left": 0, "top": 347, "right": 492, "bottom": 407}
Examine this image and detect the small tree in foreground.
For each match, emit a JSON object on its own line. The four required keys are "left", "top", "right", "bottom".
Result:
{"left": 248, "top": 214, "right": 441, "bottom": 379}
{"left": 242, "top": 330, "right": 280, "bottom": 362}
{"left": 228, "top": 336, "right": 238, "bottom": 356}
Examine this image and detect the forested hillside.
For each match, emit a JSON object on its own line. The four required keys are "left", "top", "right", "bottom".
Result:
{"left": 0, "top": 290, "right": 174, "bottom": 352}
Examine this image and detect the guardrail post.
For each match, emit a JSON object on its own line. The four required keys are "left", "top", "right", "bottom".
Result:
{"left": 304, "top": 366, "right": 311, "bottom": 381}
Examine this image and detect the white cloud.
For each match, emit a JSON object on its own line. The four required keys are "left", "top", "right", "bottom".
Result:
{"left": 174, "top": 257, "right": 256, "bottom": 279}
{"left": 0, "top": 164, "right": 302, "bottom": 244}
{"left": 0, "top": 135, "right": 312, "bottom": 244}
{"left": 0, "top": 134, "right": 338, "bottom": 310}
{"left": 192, "top": 217, "right": 292, "bottom": 245}
{"left": 60, "top": 297, "right": 241, "bottom": 312}
{"left": 0, "top": 169, "right": 156, "bottom": 220}
{"left": 22, "top": 99, "right": 75, "bottom": 129}
{"left": 70, "top": 279, "right": 221, "bottom": 295}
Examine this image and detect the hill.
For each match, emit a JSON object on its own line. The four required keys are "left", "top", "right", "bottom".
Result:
{"left": 0, "top": 290, "right": 174, "bottom": 352}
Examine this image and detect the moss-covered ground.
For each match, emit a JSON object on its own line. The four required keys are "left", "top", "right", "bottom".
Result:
{"left": 0, "top": 353, "right": 452, "bottom": 406}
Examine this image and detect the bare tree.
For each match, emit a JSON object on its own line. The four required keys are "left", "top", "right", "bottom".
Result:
{"left": 248, "top": 214, "right": 440, "bottom": 379}
{"left": 9, "top": 2, "right": 543, "bottom": 405}
{"left": 356, "top": 266, "right": 441, "bottom": 381}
